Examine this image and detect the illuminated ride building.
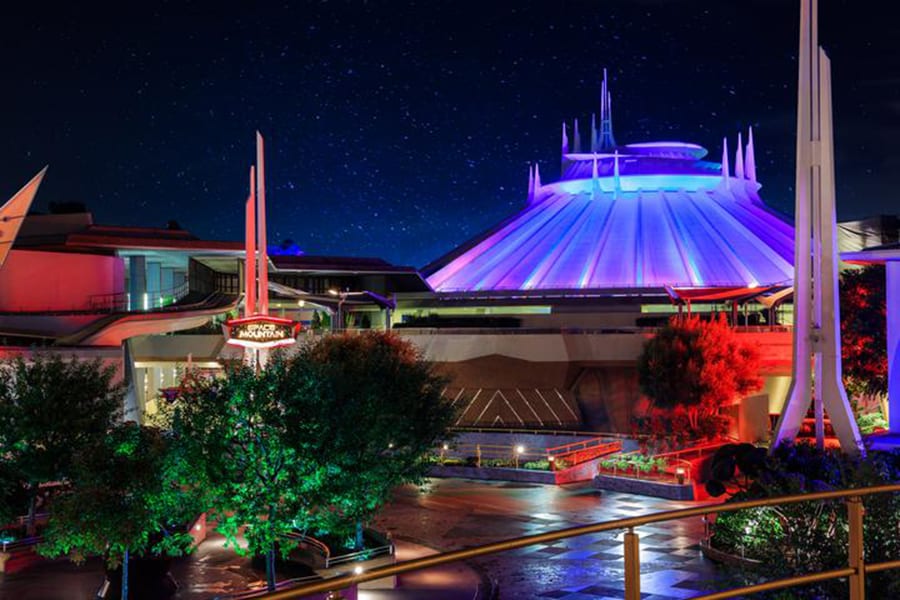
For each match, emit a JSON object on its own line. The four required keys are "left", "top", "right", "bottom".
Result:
{"left": 1, "top": 76, "right": 896, "bottom": 436}
{"left": 395, "top": 75, "right": 798, "bottom": 437}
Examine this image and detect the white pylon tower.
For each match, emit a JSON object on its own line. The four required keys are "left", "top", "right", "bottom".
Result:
{"left": 242, "top": 131, "right": 272, "bottom": 369}
{"left": 772, "top": 0, "right": 863, "bottom": 455}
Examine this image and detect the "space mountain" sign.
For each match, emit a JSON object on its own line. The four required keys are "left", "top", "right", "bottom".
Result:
{"left": 225, "top": 315, "right": 299, "bottom": 349}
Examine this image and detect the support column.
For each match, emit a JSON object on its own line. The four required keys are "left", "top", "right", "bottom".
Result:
{"left": 147, "top": 262, "right": 162, "bottom": 307}
{"left": 128, "top": 256, "right": 146, "bottom": 311}
{"left": 161, "top": 267, "right": 175, "bottom": 293}
{"left": 888, "top": 261, "right": 900, "bottom": 432}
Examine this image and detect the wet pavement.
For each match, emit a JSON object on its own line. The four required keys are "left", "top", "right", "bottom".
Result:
{"left": 0, "top": 478, "right": 737, "bottom": 599}
{"left": 373, "top": 478, "right": 737, "bottom": 599}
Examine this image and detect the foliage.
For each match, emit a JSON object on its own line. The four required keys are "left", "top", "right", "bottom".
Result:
{"left": 599, "top": 454, "right": 667, "bottom": 474}
{"left": 39, "top": 423, "right": 205, "bottom": 599}
{"left": 636, "top": 315, "right": 761, "bottom": 441}
{"left": 0, "top": 355, "right": 124, "bottom": 524}
{"left": 521, "top": 460, "right": 548, "bottom": 470}
{"left": 0, "top": 461, "right": 25, "bottom": 527}
{"left": 840, "top": 265, "right": 887, "bottom": 397}
{"left": 302, "top": 331, "right": 455, "bottom": 549}
{"left": 169, "top": 356, "right": 326, "bottom": 591}
{"left": 857, "top": 411, "right": 888, "bottom": 435}
{"left": 708, "top": 443, "right": 900, "bottom": 598}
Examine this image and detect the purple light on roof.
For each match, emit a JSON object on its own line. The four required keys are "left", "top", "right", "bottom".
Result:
{"left": 425, "top": 134, "right": 793, "bottom": 293}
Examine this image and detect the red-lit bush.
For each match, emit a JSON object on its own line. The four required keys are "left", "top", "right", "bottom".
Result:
{"left": 840, "top": 265, "right": 887, "bottom": 399}
{"left": 636, "top": 314, "right": 761, "bottom": 443}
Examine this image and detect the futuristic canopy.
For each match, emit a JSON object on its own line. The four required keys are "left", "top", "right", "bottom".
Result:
{"left": 425, "top": 73, "right": 794, "bottom": 295}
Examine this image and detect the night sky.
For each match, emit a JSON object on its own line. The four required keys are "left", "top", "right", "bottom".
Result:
{"left": 3, "top": 1, "right": 898, "bottom": 268}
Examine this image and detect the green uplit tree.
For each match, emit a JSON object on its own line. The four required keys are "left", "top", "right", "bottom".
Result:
{"left": 0, "top": 462, "right": 23, "bottom": 528}
{"left": 170, "top": 358, "right": 327, "bottom": 593}
{"left": 0, "top": 355, "right": 124, "bottom": 532}
{"left": 40, "top": 423, "right": 205, "bottom": 600}
{"left": 304, "top": 331, "right": 455, "bottom": 550}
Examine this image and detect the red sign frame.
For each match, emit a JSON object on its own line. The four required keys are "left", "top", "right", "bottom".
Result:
{"left": 225, "top": 315, "right": 300, "bottom": 349}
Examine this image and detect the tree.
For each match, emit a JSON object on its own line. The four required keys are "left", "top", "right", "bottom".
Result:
{"left": 0, "top": 355, "right": 124, "bottom": 531}
{"left": 637, "top": 315, "right": 761, "bottom": 440}
{"left": 39, "top": 423, "right": 204, "bottom": 600}
{"left": 170, "top": 358, "right": 327, "bottom": 592}
{"left": 840, "top": 265, "right": 887, "bottom": 398}
{"left": 302, "top": 331, "right": 455, "bottom": 550}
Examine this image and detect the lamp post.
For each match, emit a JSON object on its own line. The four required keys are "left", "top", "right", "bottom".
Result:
{"left": 328, "top": 288, "right": 397, "bottom": 331}
{"left": 328, "top": 289, "right": 348, "bottom": 331}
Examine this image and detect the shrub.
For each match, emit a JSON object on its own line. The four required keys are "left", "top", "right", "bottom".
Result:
{"left": 708, "top": 443, "right": 900, "bottom": 598}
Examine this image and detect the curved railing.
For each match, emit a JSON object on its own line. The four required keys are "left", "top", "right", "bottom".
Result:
{"left": 258, "top": 483, "right": 900, "bottom": 600}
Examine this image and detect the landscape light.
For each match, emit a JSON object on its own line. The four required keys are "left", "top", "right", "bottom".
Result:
{"left": 515, "top": 445, "right": 525, "bottom": 455}
{"left": 353, "top": 565, "right": 364, "bottom": 575}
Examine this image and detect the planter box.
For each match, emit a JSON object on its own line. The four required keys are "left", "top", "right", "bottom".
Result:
{"left": 699, "top": 538, "right": 762, "bottom": 568}
{"left": 428, "top": 464, "right": 556, "bottom": 484}
{"left": 593, "top": 473, "right": 694, "bottom": 500}
{"left": 0, "top": 536, "right": 44, "bottom": 574}
{"left": 315, "top": 553, "right": 395, "bottom": 590}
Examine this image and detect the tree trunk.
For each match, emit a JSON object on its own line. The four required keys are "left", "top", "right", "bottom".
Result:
{"left": 266, "top": 546, "right": 276, "bottom": 592}
{"left": 25, "top": 488, "right": 37, "bottom": 537}
{"left": 266, "top": 505, "right": 277, "bottom": 592}
{"left": 355, "top": 520, "right": 364, "bottom": 551}
{"left": 122, "top": 547, "right": 129, "bottom": 600}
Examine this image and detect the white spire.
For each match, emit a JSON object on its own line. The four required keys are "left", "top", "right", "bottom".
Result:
{"left": 721, "top": 137, "right": 730, "bottom": 189}
{"left": 561, "top": 121, "right": 569, "bottom": 155}
{"left": 527, "top": 164, "right": 535, "bottom": 203}
{"left": 534, "top": 162, "right": 542, "bottom": 190}
{"left": 591, "top": 153, "right": 600, "bottom": 199}
{"left": 590, "top": 113, "right": 598, "bottom": 153}
{"left": 735, "top": 132, "right": 745, "bottom": 180}
{"left": 745, "top": 126, "right": 757, "bottom": 181}
{"left": 613, "top": 150, "right": 621, "bottom": 197}
{"left": 599, "top": 68, "right": 616, "bottom": 150}
{"left": 573, "top": 118, "right": 581, "bottom": 153}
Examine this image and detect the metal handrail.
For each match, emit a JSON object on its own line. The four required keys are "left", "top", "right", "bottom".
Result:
{"left": 258, "top": 483, "right": 900, "bottom": 600}
{"left": 397, "top": 325, "right": 792, "bottom": 335}
{"left": 450, "top": 425, "right": 649, "bottom": 440}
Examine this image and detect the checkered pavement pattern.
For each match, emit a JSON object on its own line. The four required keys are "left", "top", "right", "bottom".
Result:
{"left": 376, "top": 480, "right": 743, "bottom": 600}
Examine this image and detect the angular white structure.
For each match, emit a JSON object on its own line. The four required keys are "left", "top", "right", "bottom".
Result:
{"left": 772, "top": 0, "right": 863, "bottom": 455}
{"left": 0, "top": 167, "right": 47, "bottom": 269}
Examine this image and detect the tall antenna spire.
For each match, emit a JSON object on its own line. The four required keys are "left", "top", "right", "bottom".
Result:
{"left": 244, "top": 165, "right": 257, "bottom": 317}
{"left": 527, "top": 164, "right": 535, "bottom": 203}
{"left": 772, "top": 0, "right": 862, "bottom": 456}
{"left": 255, "top": 131, "right": 269, "bottom": 316}
{"left": 573, "top": 118, "right": 582, "bottom": 153}
{"left": 721, "top": 137, "right": 731, "bottom": 190}
{"left": 561, "top": 121, "right": 569, "bottom": 155}
{"left": 735, "top": 132, "right": 745, "bottom": 179}
{"left": 534, "top": 162, "right": 542, "bottom": 190}
{"left": 613, "top": 149, "right": 621, "bottom": 197}
{"left": 590, "top": 113, "right": 598, "bottom": 153}
{"left": 745, "top": 126, "right": 757, "bottom": 181}
{"left": 598, "top": 68, "right": 617, "bottom": 151}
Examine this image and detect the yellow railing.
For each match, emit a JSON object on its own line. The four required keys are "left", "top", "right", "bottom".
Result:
{"left": 260, "top": 483, "right": 900, "bottom": 600}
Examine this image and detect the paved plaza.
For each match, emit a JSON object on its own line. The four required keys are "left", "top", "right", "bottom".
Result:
{"left": 0, "top": 478, "right": 742, "bottom": 599}
{"left": 373, "top": 478, "right": 739, "bottom": 600}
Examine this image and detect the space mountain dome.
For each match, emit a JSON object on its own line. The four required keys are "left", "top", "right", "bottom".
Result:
{"left": 424, "top": 71, "right": 794, "bottom": 296}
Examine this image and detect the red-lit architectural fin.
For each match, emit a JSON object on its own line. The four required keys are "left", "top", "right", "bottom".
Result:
{"left": 0, "top": 167, "right": 47, "bottom": 269}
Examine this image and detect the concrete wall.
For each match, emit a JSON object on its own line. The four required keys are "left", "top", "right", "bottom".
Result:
{"left": 0, "top": 250, "right": 124, "bottom": 312}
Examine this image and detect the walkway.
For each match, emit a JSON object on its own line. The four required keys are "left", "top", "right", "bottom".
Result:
{"left": 373, "top": 478, "right": 735, "bottom": 599}
{"left": 0, "top": 478, "right": 736, "bottom": 599}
